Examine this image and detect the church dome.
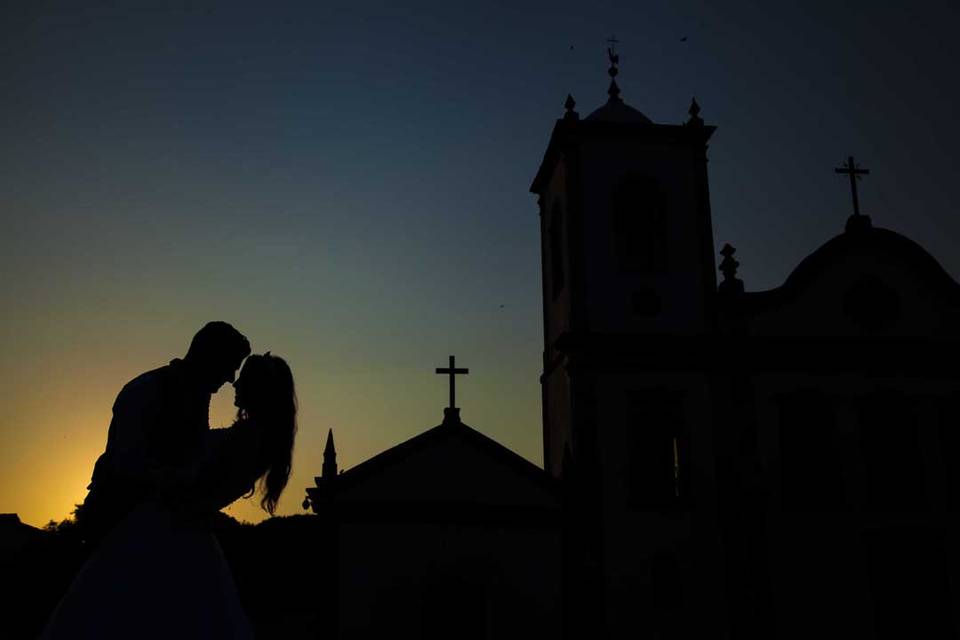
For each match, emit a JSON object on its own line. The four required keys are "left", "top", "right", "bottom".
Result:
{"left": 739, "top": 224, "right": 960, "bottom": 314}
{"left": 784, "top": 226, "right": 959, "bottom": 293}
{"left": 585, "top": 98, "right": 652, "bottom": 124}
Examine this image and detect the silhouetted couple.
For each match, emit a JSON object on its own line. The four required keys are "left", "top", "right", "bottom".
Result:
{"left": 42, "top": 322, "right": 298, "bottom": 639}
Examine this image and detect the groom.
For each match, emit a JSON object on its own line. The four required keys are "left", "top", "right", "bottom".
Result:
{"left": 77, "top": 321, "right": 251, "bottom": 545}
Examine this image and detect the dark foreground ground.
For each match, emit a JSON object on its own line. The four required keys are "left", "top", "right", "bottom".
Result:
{"left": 2, "top": 513, "right": 325, "bottom": 639}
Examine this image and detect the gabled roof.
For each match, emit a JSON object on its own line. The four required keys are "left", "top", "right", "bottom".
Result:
{"left": 306, "top": 411, "right": 559, "bottom": 512}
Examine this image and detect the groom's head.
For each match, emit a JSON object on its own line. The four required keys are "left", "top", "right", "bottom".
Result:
{"left": 184, "top": 321, "right": 251, "bottom": 393}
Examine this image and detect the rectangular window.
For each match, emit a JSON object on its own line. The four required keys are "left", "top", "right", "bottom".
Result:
{"left": 857, "top": 392, "right": 925, "bottom": 510}
{"left": 627, "top": 391, "right": 687, "bottom": 508}
{"left": 778, "top": 390, "right": 845, "bottom": 511}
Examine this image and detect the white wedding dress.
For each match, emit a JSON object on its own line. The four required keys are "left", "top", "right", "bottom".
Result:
{"left": 41, "top": 423, "right": 263, "bottom": 639}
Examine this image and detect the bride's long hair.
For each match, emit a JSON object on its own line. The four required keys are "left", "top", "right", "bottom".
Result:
{"left": 235, "top": 353, "right": 297, "bottom": 515}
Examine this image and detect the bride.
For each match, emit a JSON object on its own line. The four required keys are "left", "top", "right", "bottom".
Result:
{"left": 41, "top": 353, "right": 297, "bottom": 639}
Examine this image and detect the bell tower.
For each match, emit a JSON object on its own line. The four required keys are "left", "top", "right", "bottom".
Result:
{"left": 531, "top": 48, "right": 726, "bottom": 639}
{"left": 532, "top": 50, "right": 718, "bottom": 477}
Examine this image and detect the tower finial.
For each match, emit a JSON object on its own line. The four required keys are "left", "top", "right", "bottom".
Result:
{"left": 606, "top": 36, "right": 621, "bottom": 102}
{"left": 686, "top": 97, "right": 703, "bottom": 126}
{"left": 564, "top": 93, "right": 579, "bottom": 120}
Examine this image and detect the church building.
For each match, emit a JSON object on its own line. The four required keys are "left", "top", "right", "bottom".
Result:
{"left": 302, "top": 49, "right": 960, "bottom": 639}
{"left": 303, "top": 373, "right": 563, "bottom": 639}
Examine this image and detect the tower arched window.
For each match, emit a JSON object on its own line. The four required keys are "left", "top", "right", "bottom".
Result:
{"left": 613, "top": 175, "right": 665, "bottom": 273}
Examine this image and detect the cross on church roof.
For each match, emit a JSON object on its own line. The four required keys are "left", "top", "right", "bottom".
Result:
{"left": 435, "top": 355, "right": 469, "bottom": 411}
{"left": 835, "top": 155, "right": 870, "bottom": 218}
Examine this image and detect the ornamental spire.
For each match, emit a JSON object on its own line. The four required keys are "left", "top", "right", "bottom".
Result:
{"left": 322, "top": 428, "right": 337, "bottom": 479}
{"left": 686, "top": 97, "right": 703, "bottom": 127}
{"left": 304, "top": 428, "right": 340, "bottom": 510}
{"left": 564, "top": 93, "right": 579, "bottom": 120}
{"left": 718, "top": 243, "right": 744, "bottom": 295}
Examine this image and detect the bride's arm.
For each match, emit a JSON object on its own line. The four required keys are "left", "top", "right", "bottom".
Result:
{"left": 180, "top": 425, "right": 263, "bottom": 513}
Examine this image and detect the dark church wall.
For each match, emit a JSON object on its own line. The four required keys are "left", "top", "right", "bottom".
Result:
{"left": 766, "top": 518, "right": 873, "bottom": 638}
{"left": 749, "top": 374, "right": 960, "bottom": 636}
{"left": 334, "top": 522, "right": 561, "bottom": 640}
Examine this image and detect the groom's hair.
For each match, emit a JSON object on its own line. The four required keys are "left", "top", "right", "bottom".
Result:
{"left": 186, "top": 321, "right": 251, "bottom": 364}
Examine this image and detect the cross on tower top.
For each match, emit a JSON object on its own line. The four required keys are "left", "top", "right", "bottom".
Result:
{"left": 835, "top": 155, "right": 870, "bottom": 218}
{"left": 435, "top": 355, "right": 469, "bottom": 412}
{"left": 606, "top": 36, "right": 621, "bottom": 102}
{"left": 606, "top": 36, "right": 619, "bottom": 58}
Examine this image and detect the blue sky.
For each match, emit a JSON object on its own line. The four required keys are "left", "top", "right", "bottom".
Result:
{"left": 2, "top": 0, "right": 958, "bottom": 525}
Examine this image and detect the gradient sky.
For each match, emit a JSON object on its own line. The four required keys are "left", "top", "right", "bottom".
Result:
{"left": 2, "top": 1, "right": 959, "bottom": 526}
